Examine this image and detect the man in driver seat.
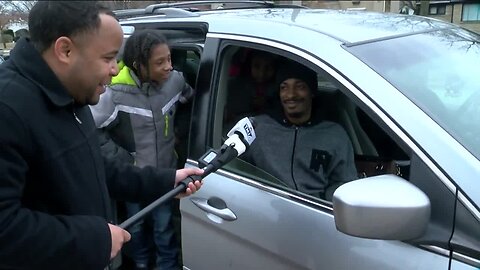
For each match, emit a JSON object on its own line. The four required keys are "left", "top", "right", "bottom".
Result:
{"left": 244, "top": 61, "right": 357, "bottom": 200}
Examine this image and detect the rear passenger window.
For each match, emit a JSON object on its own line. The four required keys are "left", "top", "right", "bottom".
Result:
{"left": 215, "top": 44, "right": 410, "bottom": 202}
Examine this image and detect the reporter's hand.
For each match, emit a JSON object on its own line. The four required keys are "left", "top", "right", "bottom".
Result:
{"left": 108, "top": 223, "right": 131, "bottom": 259}
{"left": 174, "top": 167, "right": 204, "bottom": 198}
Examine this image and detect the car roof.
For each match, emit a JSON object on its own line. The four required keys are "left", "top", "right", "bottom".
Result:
{"left": 121, "top": 7, "right": 457, "bottom": 45}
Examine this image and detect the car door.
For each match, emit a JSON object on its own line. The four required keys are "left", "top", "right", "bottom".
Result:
{"left": 180, "top": 36, "right": 476, "bottom": 269}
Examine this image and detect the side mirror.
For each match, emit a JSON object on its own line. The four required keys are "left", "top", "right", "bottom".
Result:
{"left": 332, "top": 175, "right": 430, "bottom": 240}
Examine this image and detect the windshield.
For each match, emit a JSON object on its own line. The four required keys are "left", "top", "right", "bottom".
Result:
{"left": 347, "top": 27, "right": 480, "bottom": 159}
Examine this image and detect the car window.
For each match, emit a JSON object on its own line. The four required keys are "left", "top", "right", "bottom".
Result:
{"left": 215, "top": 44, "right": 410, "bottom": 202}
{"left": 347, "top": 27, "right": 480, "bottom": 160}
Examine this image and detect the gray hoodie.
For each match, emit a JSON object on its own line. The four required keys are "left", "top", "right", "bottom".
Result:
{"left": 244, "top": 114, "right": 357, "bottom": 200}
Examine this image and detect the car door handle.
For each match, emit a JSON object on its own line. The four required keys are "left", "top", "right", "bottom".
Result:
{"left": 190, "top": 197, "right": 237, "bottom": 221}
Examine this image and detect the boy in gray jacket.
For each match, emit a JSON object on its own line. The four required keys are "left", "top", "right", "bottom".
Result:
{"left": 90, "top": 30, "right": 194, "bottom": 270}
{"left": 244, "top": 61, "right": 357, "bottom": 200}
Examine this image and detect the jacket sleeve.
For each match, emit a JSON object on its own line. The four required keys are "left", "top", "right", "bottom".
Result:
{"left": 0, "top": 103, "right": 111, "bottom": 270}
{"left": 90, "top": 87, "right": 134, "bottom": 164}
{"left": 97, "top": 129, "right": 134, "bottom": 164}
{"left": 103, "top": 156, "right": 176, "bottom": 203}
{"left": 324, "top": 127, "right": 358, "bottom": 200}
{"left": 178, "top": 74, "right": 195, "bottom": 104}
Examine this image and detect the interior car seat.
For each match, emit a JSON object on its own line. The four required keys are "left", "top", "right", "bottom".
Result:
{"left": 318, "top": 89, "right": 378, "bottom": 156}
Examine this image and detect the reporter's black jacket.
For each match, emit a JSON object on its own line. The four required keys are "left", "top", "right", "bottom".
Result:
{"left": 0, "top": 38, "right": 176, "bottom": 270}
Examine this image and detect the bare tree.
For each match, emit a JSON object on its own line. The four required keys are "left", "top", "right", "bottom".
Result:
{"left": 0, "top": 0, "right": 36, "bottom": 13}
{"left": 0, "top": 1, "right": 32, "bottom": 48}
{"left": 0, "top": 1, "right": 31, "bottom": 30}
{"left": 0, "top": 4, "right": 7, "bottom": 29}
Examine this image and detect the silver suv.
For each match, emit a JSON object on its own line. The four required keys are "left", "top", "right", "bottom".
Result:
{"left": 117, "top": 1, "right": 480, "bottom": 269}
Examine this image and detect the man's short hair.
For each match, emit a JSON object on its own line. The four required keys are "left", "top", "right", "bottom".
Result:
{"left": 28, "top": 1, "right": 115, "bottom": 53}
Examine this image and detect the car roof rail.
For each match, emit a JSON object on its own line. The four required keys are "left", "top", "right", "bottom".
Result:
{"left": 145, "top": 1, "right": 276, "bottom": 12}
{"left": 144, "top": 0, "right": 308, "bottom": 10}
{"left": 114, "top": 7, "right": 199, "bottom": 20}
{"left": 114, "top": 0, "right": 308, "bottom": 20}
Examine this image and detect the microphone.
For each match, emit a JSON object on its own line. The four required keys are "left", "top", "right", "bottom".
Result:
{"left": 198, "top": 117, "right": 256, "bottom": 172}
{"left": 223, "top": 117, "right": 256, "bottom": 156}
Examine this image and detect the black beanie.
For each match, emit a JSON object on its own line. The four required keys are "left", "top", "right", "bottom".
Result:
{"left": 275, "top": 61, "right": 317, "bottom": 93}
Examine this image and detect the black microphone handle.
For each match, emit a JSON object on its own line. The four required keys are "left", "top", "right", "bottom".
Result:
{"left": 119, "top": 184, "right": 185, "bottom": 229}
{"left": 119, "top": 166, "right": 215, "bottom": 230}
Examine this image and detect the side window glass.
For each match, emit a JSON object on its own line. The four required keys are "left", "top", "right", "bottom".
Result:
{"left": 216, "top": 44, "right": 410, "bottom": 202}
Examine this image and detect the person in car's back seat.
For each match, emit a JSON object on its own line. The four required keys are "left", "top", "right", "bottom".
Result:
{"left": 225, "top": 49, "right": 278, "bottom": 124}
{"left": 243, "top": 61, "right": 358, "bottom": 200}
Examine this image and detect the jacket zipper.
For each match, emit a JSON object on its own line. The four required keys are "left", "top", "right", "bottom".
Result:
{"left": 164, "top": 114, "right": 169, "bottom": 137}
{"left": 73, "top": 111, "right": 82, "bottom": 124}
{"left": 146, "top": 85, "right": 160, "bottom": 167}
{"left": 290, "top": 126, "right": 299, "bottom": 190}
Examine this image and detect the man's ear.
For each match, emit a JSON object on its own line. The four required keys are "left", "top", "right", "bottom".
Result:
{"left": 53, "top": 37, "right": 74, "bottom": 64}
